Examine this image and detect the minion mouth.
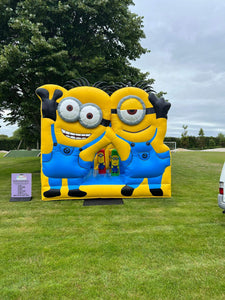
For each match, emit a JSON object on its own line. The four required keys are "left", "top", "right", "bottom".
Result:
{"left": 123, "top": 125, "right": 151, "bottom": 133}
{"left": 62, "top": 129, "right": 91, "bottom": 140}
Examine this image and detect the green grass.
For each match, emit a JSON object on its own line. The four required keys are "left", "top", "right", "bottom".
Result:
{"left": 4, "top": 150, "right": 40, "bottom": 158}
{"left": 1, "top": 152, "right": 225, "bottom": 299}
{"left": 0, "top": 152, "right": 6, "bottom": 158}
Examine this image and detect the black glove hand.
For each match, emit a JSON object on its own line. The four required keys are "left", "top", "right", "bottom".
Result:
{"left": 149, "top": 93, "right": 171, "bottom": 119}
{"left": 36, "top": 88, "right": 63, "bottom": 121}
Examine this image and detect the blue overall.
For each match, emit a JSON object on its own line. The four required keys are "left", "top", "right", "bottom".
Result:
{"left": 112, "top": 165, "right": 119, "bottom": 173}
{"left": 42, "top": 124, "right": 105, "bottom": 190}
{"left": 119, "top": 130, "right": 170, "bottom": 190}
{"left": 98, "top": 163, "right": 105, "bottom": 170}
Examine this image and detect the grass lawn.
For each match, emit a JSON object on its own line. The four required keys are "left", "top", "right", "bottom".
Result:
{"left": 1, "top": 152, "right": 225, "bottom": 299}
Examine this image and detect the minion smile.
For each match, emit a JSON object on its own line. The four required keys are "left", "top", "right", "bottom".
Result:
{"left": 123, "top": 125, "right": 151, "bottom": 133}
{"left": 62, "top": 129, "right": 91, "bottom": 140}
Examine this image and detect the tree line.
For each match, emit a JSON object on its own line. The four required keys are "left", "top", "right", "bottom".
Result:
{"left": 165, "top": 128, "right": 225, "bottom": 150}
{"left": 0, "top": 128, "right": 38, "bottom": 150}
{"left": 1, "top": 130, "right": 225, "bottom": 151}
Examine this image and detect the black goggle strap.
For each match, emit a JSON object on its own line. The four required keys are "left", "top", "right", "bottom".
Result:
{"left": 146, "top": 107, "right": 155, "bottom": 114}
{"left": 100, "top": 119, "right": 110, "bottom": 127}
{"left": 111, "top": 108, "right": 155, "bottom": 114}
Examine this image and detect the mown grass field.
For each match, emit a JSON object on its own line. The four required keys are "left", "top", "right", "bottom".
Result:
{"left": 1, "top": 152, "right": 225, "bottom": 299}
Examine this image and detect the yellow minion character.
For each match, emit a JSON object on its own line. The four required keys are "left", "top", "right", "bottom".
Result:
{"left": 107, "top": 82, "right": 171, "bottom": 197}
{"left": 36, "top": 79, "right": 111, "bottom": 199}
{"left": 111, "top": 149, "right": 120, "bottom": 176}
{"left": 97, "top": 149, "right": 106, "bottom": 174}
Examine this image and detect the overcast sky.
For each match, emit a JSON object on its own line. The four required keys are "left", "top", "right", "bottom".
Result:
{"left": 1, "top": 0, "right": 225, "bottom": 137}
{"left": 131, "top": 0, "right": 225, "bottom": 137}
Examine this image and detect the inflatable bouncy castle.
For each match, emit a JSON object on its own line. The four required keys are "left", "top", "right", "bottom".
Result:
{"left": 36, "top": 80, "right": 171, "bottom": 201}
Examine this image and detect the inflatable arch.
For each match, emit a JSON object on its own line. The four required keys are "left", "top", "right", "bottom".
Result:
{"left": 36, "top": 81, "right": 171, "bottom": 201}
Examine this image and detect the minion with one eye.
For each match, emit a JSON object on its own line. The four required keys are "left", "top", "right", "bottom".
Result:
{"left": 107, "top": 84, "right": 171, "bottom": 197}
{"left": 36, "top": 82, "right": 111, "bottom": 200}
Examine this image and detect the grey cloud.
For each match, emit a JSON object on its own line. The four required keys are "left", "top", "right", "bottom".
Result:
{"left": 131, "top": 0, "right": 225, "bottom": 137}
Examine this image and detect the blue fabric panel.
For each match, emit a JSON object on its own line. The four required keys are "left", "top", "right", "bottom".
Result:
{"left": 48, "top": 177, "right": 62, "bottom": 190}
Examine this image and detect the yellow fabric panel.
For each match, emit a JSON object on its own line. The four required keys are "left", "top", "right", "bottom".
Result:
{"left": 111, "top": 87, "right": 152, "bottom": 109}
{"left": 110, "top": 87, "right": 158, "bottom": 144}
{"left": 41, "top": 118, "right": 54, "bottom": 154}
{"left": 41, "top": 182, "right": 171, "bottom": 200}
{"left": 120, "top": 98, "right": 144, "bottom": 110}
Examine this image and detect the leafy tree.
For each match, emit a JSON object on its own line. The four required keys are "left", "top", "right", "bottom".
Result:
{"left": 0, "top": 0, "right": 153, "bottom": 138}
{"left": 0, "top": 134, "right": 9, "bottom": 140}
{"left": 217, "top": 133, "right": 225, "bottom": 147}
{"left": 198, "top": 128, "right": 204, "bottom": 137}
{"left": 208, "top": 138, "right": 216, "bottom": 149}
{"left": 12, "top": 127, "right": 23, "bottom": 139}
{"left": 198, "top": 128, "right": 205, "bottom": 149}
{"left": 181, "top": 125, "right": 188, "bottom": 137}
{"left": 181, "top": 125, "right": 189, "bottom": 148}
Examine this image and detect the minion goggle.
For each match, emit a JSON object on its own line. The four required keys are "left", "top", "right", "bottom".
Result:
{"left": 57, "top": 97, "right": 110, "bottom": 128}
{"left": 111, "top": 95, "right": 155, "bottom": 125}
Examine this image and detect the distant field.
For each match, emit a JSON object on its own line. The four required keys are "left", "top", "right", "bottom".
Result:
{"left": 1, "top": 152, "right": 225, "bottom": 299}
{"left": 4, "top": 150, "right": 40, "bottom": 158}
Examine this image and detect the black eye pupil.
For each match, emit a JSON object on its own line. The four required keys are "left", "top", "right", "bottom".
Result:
{"left": 127, "top": 110, "right": 137, "bottom": 115}
{"left": 67, "top": 105, "right": 73, "bottom": 111}
{"left": 87, "top": 113, "right": 93, "bottom": 119}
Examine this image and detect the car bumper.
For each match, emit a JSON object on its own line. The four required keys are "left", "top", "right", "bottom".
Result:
{"left": 218, "top": 194, "right": 225, "bottom": 209}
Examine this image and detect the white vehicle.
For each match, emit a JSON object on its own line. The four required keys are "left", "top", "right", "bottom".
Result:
{"left": 218, "top": 162, "right": 225, "bottom": 212}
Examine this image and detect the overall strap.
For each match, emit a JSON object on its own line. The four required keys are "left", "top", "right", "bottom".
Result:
{"left": 149, "top": 128, "right": 157, "bottom": 144}
{"left": 51, "top": 124, "right": 57, "bottom": 145}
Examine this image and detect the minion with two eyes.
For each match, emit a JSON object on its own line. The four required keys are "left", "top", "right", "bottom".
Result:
{"left": 97, "top": 149, "right": 106, "bottom": 174}
{"left": 107, "top": 86, "right": 171, "bottom": 197}
{"left": 36, "top": 84, "right": 111, "bottom": 199}
{"left": 111, "top": 149, "right": 120, "bottom": 176}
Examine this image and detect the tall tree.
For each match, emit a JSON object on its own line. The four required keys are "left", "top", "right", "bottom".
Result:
{"left": 181, "top": 125, "right": 189, "bottom": 148}
{"left": 198, "top": 128, "right": 205, "bottom": 149}
{"left": 0, "top": 0, "right": 153, "bottom": 138}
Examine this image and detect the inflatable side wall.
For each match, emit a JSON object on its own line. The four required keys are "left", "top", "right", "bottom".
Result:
{"left": 36, "top": 84, "right": 171, "bottom": 200}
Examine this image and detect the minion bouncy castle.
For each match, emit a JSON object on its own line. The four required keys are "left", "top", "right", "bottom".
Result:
{"left": 36, "top": 79, "right": 171, "bottom": 201}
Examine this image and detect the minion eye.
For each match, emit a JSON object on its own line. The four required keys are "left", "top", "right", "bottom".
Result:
{"left": 117, "top": 95, "right": 146, "bottom": 125}
{"left": 80, "top": 104, "right": 102, "bottom": 128}
{"left": 119, "top": 109, "right": 145, "bottom": 125}
{"left": 127, "top": 110, "right": 137, "bottom": 115}
{"left": 58, "top": 97, "right": 81, "bottom": 122}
